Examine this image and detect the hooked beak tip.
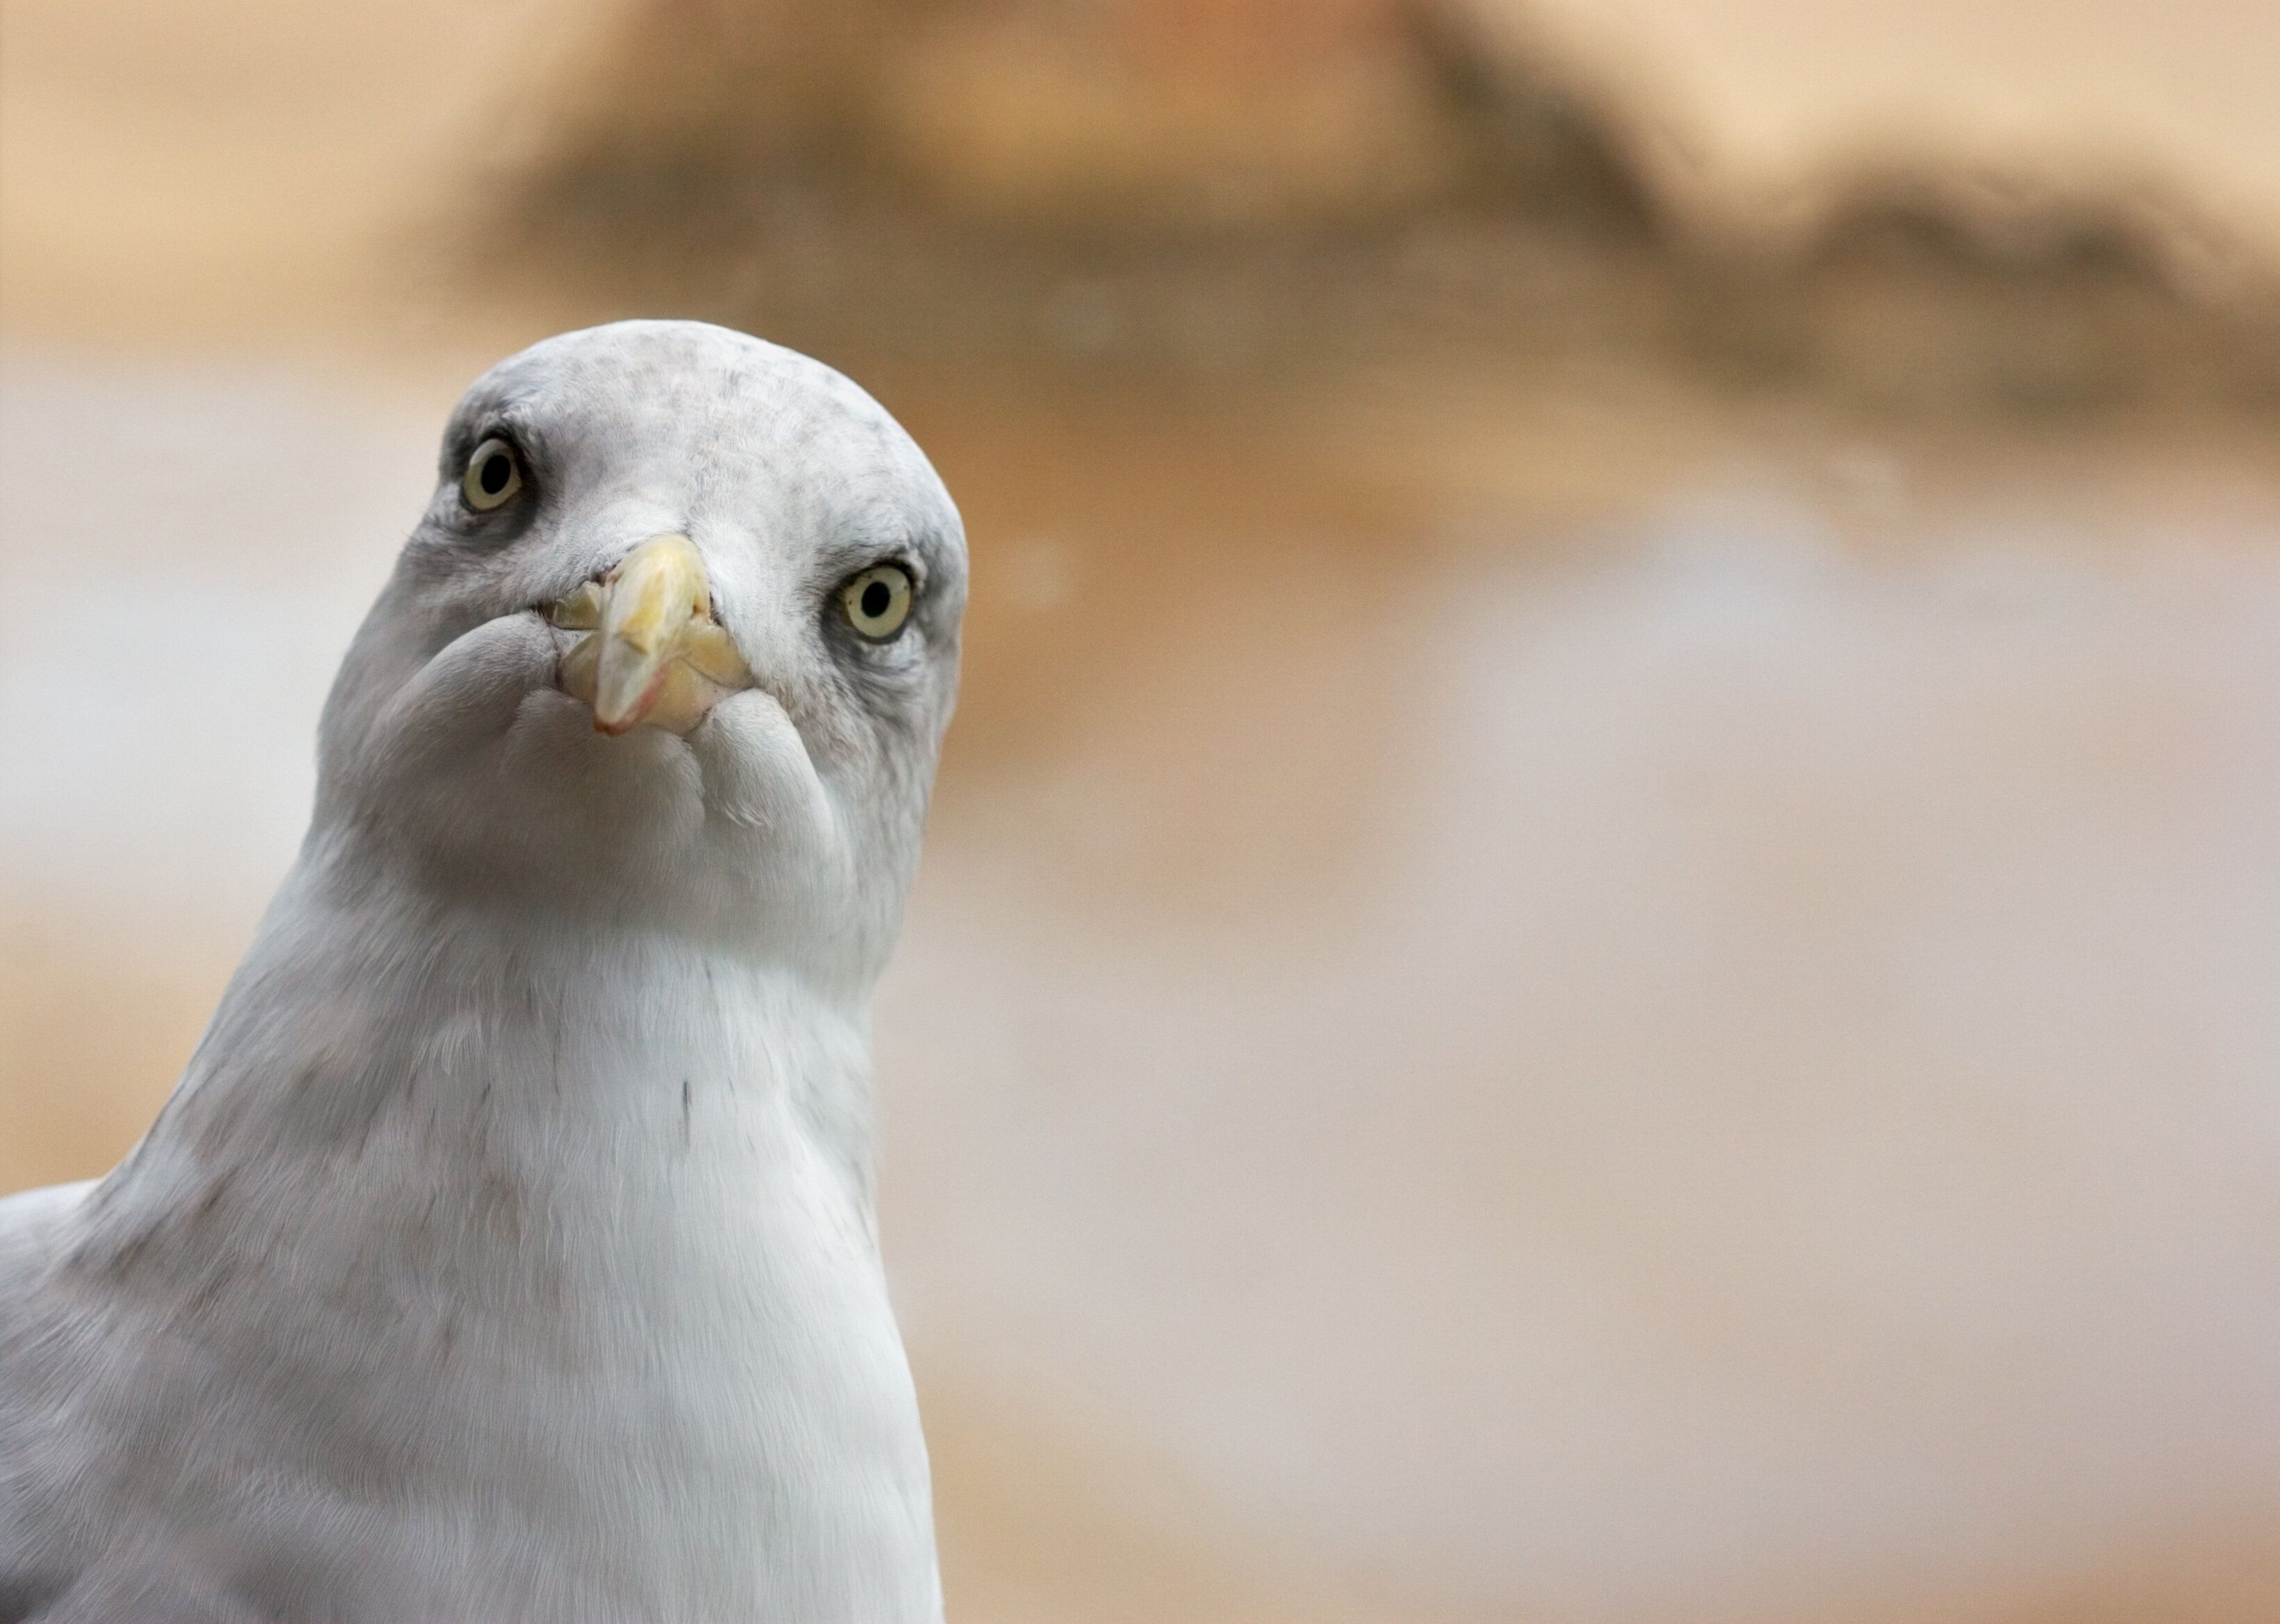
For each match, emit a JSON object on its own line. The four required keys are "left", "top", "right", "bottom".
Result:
{"left": 548, "top": 534, "right": 754, "bottom": 736}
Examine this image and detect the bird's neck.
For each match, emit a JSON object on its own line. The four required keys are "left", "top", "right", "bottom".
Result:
{"left": 70, "top": 850, "right": 935, "bottom": 1578}
{"left": 115, "top": 849, "right": 882, "bottom": 1239}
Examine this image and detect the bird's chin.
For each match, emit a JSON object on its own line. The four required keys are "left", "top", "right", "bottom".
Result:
{"left": 501, "top": 684, "right": 704, "bottom": 819}
{"left": 448, "top": 679, "right": 849, "bottom": 948}
{"left": 502, "top": 679, "right": 837, "bottom": 856}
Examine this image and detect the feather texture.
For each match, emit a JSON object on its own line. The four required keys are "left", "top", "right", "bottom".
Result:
{"left": 0, "top": 323, "right": 965, "bottom": 1622}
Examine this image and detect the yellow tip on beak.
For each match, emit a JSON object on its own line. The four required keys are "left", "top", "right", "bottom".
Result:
{"left": 549, "top": 535, "right": 754, "bottom": 736}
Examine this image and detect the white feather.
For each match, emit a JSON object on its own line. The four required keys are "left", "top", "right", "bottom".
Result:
{"left": 0, "top": 322, "right": 965, "bottom": 1622}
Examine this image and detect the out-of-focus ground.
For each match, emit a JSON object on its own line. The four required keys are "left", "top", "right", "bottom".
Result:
{"left": 5, "top": 3, "right": 2280, "bottom": 1621}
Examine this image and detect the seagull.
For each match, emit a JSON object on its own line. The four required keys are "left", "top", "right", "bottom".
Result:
{"left": 0, "top": 321, "right": 964, "bottom": 1622}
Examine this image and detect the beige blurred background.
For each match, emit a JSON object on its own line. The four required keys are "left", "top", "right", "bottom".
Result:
{"left": 6, "top": 1, "right": 2280, "bottom": 1619}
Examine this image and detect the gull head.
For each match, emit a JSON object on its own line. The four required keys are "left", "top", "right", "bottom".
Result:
{"left": 312, "top": 320, "right": 966, "bottom": 987}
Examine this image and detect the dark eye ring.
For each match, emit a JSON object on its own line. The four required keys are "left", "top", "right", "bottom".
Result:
{"left": 462, "top": 437, "right": 523, "bottom": 512}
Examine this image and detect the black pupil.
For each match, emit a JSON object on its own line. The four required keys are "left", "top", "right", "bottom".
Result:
{"left": 861, "top": 579, "right": 894, "bottom": 620}
{"left": 478, "top": 452, "right": 512, "bottom": 496}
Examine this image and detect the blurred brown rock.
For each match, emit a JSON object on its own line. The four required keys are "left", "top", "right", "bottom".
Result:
{"left": 487, "top": 0, "right": 2280, "bottom": 416}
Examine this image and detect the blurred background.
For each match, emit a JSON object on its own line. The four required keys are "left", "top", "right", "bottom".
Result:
{"left": 5, "top": 1, "right": 2280, "bottom": 1618}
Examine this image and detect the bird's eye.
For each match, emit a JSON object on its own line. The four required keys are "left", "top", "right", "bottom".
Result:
{"left": 462, "top": 437, "right": 523, "bottom": 512}
{"left": 840, "top": 565, "right": 914, "bottom": 641}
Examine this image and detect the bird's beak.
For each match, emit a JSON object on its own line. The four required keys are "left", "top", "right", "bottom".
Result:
{"left": 548, "top": 534, "right": 755, "bottom": 736}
